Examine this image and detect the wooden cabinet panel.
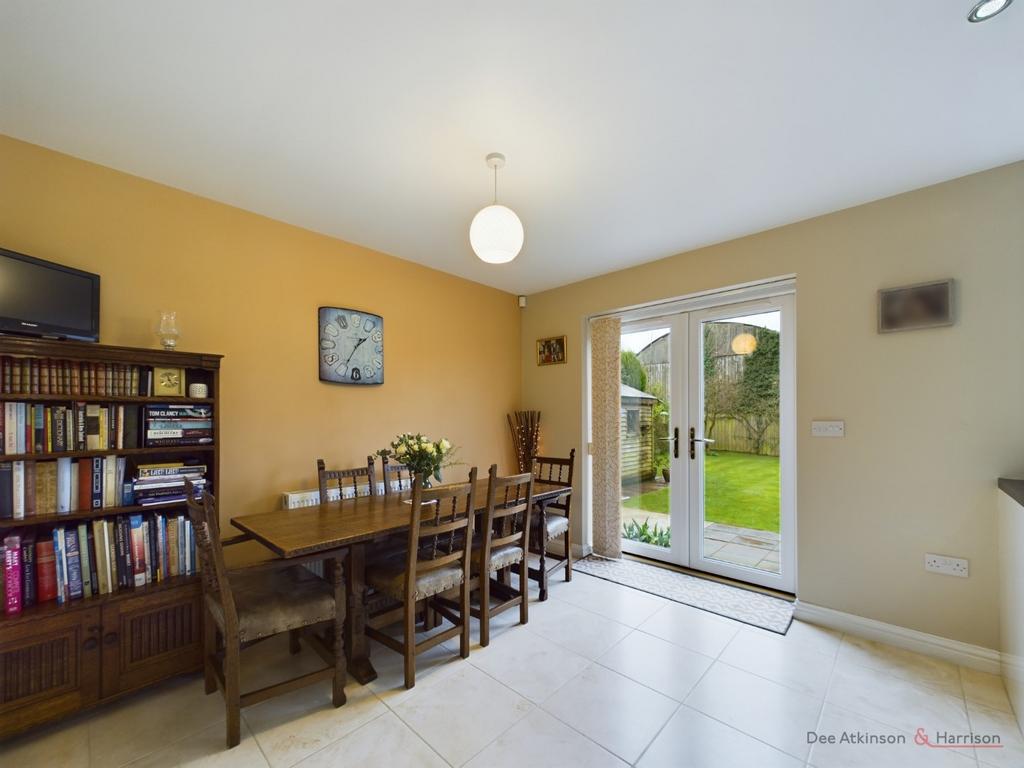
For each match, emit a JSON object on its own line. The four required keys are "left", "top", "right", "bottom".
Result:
{"left": 100, "top": 583, "right": 203, "bottom": 698}
{"left": 0, "top": 608, "right": 101, "bottom": 738}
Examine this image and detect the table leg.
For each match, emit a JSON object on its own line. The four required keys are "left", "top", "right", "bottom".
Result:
{"left": 343, "top": 543, "right": 377, "bottom": 684}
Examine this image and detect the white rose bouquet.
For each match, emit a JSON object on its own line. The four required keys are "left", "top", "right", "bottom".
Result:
{"left": 377, "top": 433, "right": 457, "bottom": 486}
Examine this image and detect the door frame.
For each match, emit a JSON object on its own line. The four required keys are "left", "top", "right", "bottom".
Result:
{"left": 580, "top": 276, "right": 797, "bottom": 593}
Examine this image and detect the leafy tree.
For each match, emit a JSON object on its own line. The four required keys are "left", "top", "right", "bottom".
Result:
{"left": 734, "top": 327, "right": 779, "bottom": 454}
{"left": 703, "top": 326, "right": 739, "bottom": 441}
{"left": 620, "top": 350, "right": 647, "bottom": 392}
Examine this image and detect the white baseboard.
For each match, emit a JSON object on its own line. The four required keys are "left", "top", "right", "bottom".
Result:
{"left": 545, "top": 541, "right": 591, "bottom": 559}
{"left": 794, "top": 600, "right": 1001, "bottom": 674}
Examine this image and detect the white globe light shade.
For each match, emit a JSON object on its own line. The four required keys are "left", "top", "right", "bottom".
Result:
{"left": 470, "top": 204, "right": 524, "bottom": 264}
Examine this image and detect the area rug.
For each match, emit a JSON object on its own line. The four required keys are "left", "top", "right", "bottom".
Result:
{"left": 573, "top": 556, "right": 794, "bottom": 634}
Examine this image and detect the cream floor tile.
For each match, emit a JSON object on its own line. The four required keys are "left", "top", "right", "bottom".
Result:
{"left": 464, "top": 708, "right": 627, "bottom": 768}
{"left": 637, "top": 705, "right": 804, "bottom": 768}
{"left": 242, "top": 678, "right": 385, "bottom": 768}
{"left": 967, "top": 701, "right": 1024, "bottom": 768}
{"left": 960, "top": 667, "right": 1014, "bottom": 714}
{"left": 464, "top": 626, "right": 591, "bottom": 702}
{"left": 781, "top": 619, "right": 843, "bottom": 657}
{"left": 393, "top": 663, "right": 533, "bottom": 766}
{"left": 597, "top": 629, "right": 714, "bottom": 702}
{"left": 719, "top": 627, "right": 835, "bottom": 698}
{"left": 826, "top": 662, "right": 970, "bottom": 737}
{"left": 837, "top": 635, "right": 963, "bottom": 695}
{"left": 121, "top": 719, "right": 268, "bottom": 768}
{"left": 540, "top": 664, "right": 677, "bottom": 764}
{"left": 292, "top": 712, "right": 447, "bottom": 768}
{"left": 809, "top": 704, "right": 977, "bottom": 768}
{"left": 365, "top": 637, "right": 464, "bottom": 706}
{"left": 525, "top": 600, "right": 633, "bottom": 659}
{"left": 638, "top": 602, "right": 741, "bottom": 658}
{"left": 238, "top": 635, "right": 334, "bottom": 693}
{"left": 550, "top": 574, "right": 668, "bottom": 627}
{"left": 89, "top": 676, "right": 227, "bottom": 768}
{"left": 0, "top": 716, "right": 90, "bottom": 768}
{"left": 684, "top": 661, "right": 823, "bottom": 761}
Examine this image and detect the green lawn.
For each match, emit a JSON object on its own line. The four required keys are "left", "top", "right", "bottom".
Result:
{"left": 622, "top": 451, "right": 779, "bottom": 532}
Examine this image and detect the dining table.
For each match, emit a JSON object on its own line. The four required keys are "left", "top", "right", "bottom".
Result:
{"left": 229, "top": 477, "right": 571, "bottom": 684}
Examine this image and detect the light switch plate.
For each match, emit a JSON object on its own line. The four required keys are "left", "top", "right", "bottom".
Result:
{"left": 811, "top": 420, "right": 845, "bottom": 437}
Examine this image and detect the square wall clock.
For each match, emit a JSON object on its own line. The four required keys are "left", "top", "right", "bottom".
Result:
{"left": 318, "top": 307, "right": 384, "bottom": 384}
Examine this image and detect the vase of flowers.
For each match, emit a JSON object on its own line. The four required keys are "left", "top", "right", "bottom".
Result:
{"left": 377, "top": 433, "right": 455, "bottom": 488}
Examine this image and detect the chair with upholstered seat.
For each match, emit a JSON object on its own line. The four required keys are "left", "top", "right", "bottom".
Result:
{"left": 461, "top": 464, "right": 533, "bottom": 646}
{"left": 528, "top": 449, "right": 575, "bottom": 600}
{"left": 185, "top": 481, "right": 348, "bottom": 748}
{"left": 380, "top": 455, "right": 413, "bottom": 495}
{"left": 364, "top": 468, "right": 477, "bottom": 689}
{"left": 317, "top": 456, "right": 377, "bottom": 501}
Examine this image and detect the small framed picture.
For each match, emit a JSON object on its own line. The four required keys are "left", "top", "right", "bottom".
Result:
{"left": 537, "top": 335, "right": 567, "bottom": 366}
{"left": 153, "top": 366, "right": 186, "bottom": 397}
{"left": 878, "top": 279, "right": 954, "bottom": 333}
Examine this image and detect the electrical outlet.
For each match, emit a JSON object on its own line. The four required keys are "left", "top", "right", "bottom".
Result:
{"left": 811, "top": 420, "right": 845, "bottom": 437}
{"left": 924, "top": 553, "right": 969, "bottom": 578}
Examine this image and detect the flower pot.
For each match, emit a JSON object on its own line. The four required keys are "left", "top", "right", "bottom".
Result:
{"left": 662, "top": 468, "right": 670, "bottom": 483}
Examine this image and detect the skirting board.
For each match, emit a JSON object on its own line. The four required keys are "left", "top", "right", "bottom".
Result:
{"left": 795, "top": 600, "right": 1001, "bottom": 675}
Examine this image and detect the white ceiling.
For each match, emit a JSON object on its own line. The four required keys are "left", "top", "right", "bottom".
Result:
{"left": 1, "top": 2, "right": 1022, "bottom": 294}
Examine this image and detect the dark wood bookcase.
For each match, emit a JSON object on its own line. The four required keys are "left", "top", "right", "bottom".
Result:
{"left": 0, "top": 337, "right": 222, "bottom": 739}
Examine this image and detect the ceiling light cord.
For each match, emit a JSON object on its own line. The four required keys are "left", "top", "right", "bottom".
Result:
{"left": 493, "top": 164, "right": 498, "bottom": 205}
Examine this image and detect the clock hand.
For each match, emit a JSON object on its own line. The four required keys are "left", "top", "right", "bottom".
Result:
{"left": 344, "top": 336, "right": 368, "bottom": 364}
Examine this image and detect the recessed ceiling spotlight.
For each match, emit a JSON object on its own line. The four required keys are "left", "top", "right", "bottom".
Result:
{"left": 967, "top": 0, "right": 1013, "bottom": 22}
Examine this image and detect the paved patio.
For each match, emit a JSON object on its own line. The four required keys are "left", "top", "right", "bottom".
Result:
{"left": 620, "top": 507, "right": 780, "bottom": 574}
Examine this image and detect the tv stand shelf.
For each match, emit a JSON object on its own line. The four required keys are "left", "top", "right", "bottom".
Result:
{"left": 0, "top": 337, "right": 223, "bottom": 741}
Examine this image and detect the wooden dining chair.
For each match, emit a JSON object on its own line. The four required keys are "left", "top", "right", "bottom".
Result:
{"left": 364, "top": 468, "right": 477, "bottom": 689}
{"left": 317, "top": 456, "right": 377, "bottom": 501}
{"left": 529, "top": 448, "right": 575, "bottom": 599}
{"left": 185, "top": 482, "right": 348, "bottom": 748}
{"left": 466, "top": 464, "right": 533, "bottom": 646}
{"left": 380, "top": 455, "right": 414, "bottom": 495}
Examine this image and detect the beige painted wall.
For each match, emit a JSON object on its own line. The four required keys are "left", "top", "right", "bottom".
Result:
{"left": 522, "top": 162, "right": 1024, "bottom": 648}
{"left": 0, "top": 135, "right": 521, "bottom": 527}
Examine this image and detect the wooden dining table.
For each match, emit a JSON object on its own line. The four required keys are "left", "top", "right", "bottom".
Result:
{"left": 229, "top": 478, "right": 570, "bottom": 684}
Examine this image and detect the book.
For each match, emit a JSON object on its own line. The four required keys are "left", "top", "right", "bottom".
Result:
{"left": 4, "top": 531, "right": 22, "bottom": 614}
{"left": 91, "top": 519, "right": 108, "bottom": 595}
{"left": 35, "top": 538, "right": 57, "bottom": 603}
{"left": 3, "top": 403, "right": 16, "bottom": 453}
{"left": 77, "top": 524, "right": 92, "bottom": 598}
{"left": 167, "top": 516, "right": 179, "bottom": 577}
{"left": 20, "top": 530, "right": 36, "bottom": 608}
{"left": 53, "top": 528, "right": 67, "bottom": 604}
{"left": 77, "top": 458, "right": 92, "bottom": 511}
{"left": 11, "top": 460, "right": 24, "bottom": 519}
{"left": 57, "top": 457, "right": 72, "bottom": 515}
{"left": 90, "top": 457, "right": 103, "bottom": 509}
{"left": 129, "top": 515, "right": 146, "bottom": 588}
{"left": 114, "top": 516, "right": 129, "bottom": 588}
{"left": 85, "top": 404, "right": 101, "bottom": 450}
{"left": 0, "top": 462, "right": 11, "bottom": 519}
{"left": 107, "top": 519, "right": 119, "bottom": 590}
{"left": 38, "top": 461, "right": 58, "bottom": 516}
{"left": 123, "top": 406, "right": 140, "bottom": 450}
{"left": 146, "top": 405, "right": 213, "bottom": 419}
{"left": 145, "top": 436, "right": 214, "bottom": 447}
{"left": 87, "top": 525, "right": 99, "bottom": 595}
{"left": 70, "top": 460, "right": 80, "bottom": 512}
{"left": 65, "top": 526, "right": 83, "bottom": 600}
{"left": 142, "top": 517, "right": 152, "bottom": 584}
{"left": 102, "top": 456, "right": 117, "bottom": 508}
{"left": 24, "top": 460, "right": 36, "bottom": 517}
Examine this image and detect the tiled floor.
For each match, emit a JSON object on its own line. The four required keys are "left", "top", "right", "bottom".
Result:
{"left": 1, "top": 571, "right": 1019, "bottom": 767}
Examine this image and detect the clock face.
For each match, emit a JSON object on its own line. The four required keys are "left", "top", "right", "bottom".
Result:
{"left": 318, "top": 307, "right": 384, "bottom": 385}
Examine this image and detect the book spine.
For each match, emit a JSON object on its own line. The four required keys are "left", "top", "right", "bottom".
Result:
{"left": 77, "top": 524, "right": 92, "bottom": 598}
{"left": 20, "top": 535, "right": 36, "bottom": 608}
{"left": 11, "top": 460, "right": 25, "bottom": 520}
{"left": 53, "top": 528, "right": 67, "bottom": 605}
{"left": 35, "top": 538, "right": 57, "bottom": 603}
{"left": 145, "top": 437, "right": 214, "bottom": 447}
{"left": 56, "top": 457, "right": 72, "bottom": 515}
{"left": 64, "top": 527, "right": 83, "bottom": 600}
{"left": 3, "top": 533, "right": 22, "bottom": 614}
{"left": 129, "top": 515, "right": 146, "bottom": 587}
{"left": 0, "top": 462, "right": 12, "bottom": 519}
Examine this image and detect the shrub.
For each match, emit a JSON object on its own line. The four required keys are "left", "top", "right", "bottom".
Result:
{"left": 622, "top": 517, "right": 671, "bottom": 547}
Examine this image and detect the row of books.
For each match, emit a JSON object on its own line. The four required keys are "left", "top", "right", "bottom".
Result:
{"left": 0, "top": 357, "right": 154, "bottom": 397}
{"left": 2, "top": 513, "right": 200, "bottom": 614}
{"left": 0, "top": 459, "right": 207, "bottom": 519}
{"left": 1, "top": 402, "right": 142, "bottom": 455}
{"left": 143, "top": 404, "right": 213, "bottom": 447}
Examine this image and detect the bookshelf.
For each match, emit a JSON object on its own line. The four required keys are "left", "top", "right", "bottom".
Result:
{"left": 0, "top": 336, "right": 222, "bottom": 740}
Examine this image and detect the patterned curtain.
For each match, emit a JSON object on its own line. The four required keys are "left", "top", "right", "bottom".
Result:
{"left": 590, "top": 316, "right": 622, "bottom": 558}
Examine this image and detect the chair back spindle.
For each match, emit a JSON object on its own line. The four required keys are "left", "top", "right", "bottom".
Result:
{"left": 482, "top": 464, "right": 534, "bottom": 564}
{"left": 404, "top": 468, "right": 477, "bottom": 599}
{"left": 381, "top": 455, "right": 414, "bottom": 495}
{"left": 317, "top": 456, "right": 377, "bottom": 502}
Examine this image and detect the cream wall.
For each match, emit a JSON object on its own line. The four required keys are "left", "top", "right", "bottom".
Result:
{"left": 521, "top": 162, "right": 1024, "bottom": 648}
{"left": 0, "top": 135, "right": 521, "bottom": 527}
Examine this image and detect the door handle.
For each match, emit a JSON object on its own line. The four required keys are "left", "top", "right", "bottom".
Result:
{"left": 657, "top": 431, "right": 680, "bottom": 459}
{"left": 83, "top": 638, "right": 98, "bottom": 651}
{"left": 689, "top": 427, "right": 715, "bottom": 459}
{"left": 103, "top": 632, "right": 119, "bottom": 646}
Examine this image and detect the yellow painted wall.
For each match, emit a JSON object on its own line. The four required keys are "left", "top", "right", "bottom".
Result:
{"left": 0, "top": 135, "right": 521, "bottom": 525}
{"left": 522, "top": 162, "right": 1024, "bottom": 649}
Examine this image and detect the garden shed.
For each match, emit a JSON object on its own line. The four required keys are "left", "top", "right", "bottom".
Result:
{"left": 620, "top": 383, "right": 659, "bottom": 482}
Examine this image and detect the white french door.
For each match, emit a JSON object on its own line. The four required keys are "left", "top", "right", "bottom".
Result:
{"left": 617, "top": 290, "right": 795, "bottom": 592}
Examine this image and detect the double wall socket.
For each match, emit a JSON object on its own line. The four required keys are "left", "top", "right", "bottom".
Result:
{"left": 924, "top": 553, "right": 969, "bottom": 578}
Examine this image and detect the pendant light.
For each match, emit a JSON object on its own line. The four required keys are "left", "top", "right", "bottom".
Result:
{"left": 470, "top": 152, "right": 524, "bottom": 264}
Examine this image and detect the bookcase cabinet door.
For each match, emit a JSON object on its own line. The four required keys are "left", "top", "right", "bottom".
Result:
{"left": 0, "top": 608, "right": 102, "bottom": 738}
{"left": 100, "top": 583, "right": 203, "bottom": 698}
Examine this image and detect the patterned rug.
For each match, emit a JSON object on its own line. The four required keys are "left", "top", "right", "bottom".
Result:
{"left": 573, "top": 556, "right": 794, "bottom": 634}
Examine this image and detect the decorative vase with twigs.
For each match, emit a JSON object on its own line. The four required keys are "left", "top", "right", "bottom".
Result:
{"left": 507, "top": 410, "right": 541, "bottom": 473}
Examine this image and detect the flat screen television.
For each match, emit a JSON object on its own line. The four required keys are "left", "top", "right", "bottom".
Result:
{"left": 0, "top": 247, "right": 100, "bottom": 342}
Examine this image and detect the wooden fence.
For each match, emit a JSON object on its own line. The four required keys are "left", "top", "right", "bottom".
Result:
{"left": 705, "top": 416, "right": 779, "bottom": 456}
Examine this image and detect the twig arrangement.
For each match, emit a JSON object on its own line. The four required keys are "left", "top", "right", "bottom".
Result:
{"left": 508, "top": 410, "right": 541, "bottom": 473}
